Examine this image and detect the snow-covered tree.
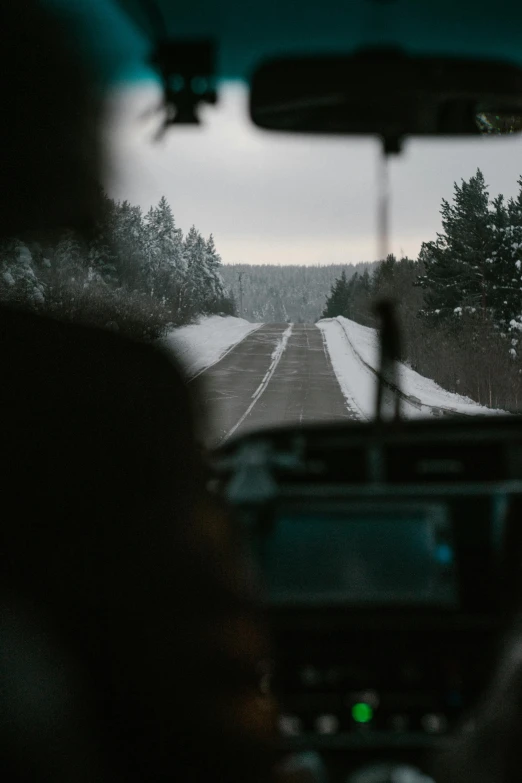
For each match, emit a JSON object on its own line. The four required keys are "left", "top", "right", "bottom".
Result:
{"left": 418, "top": 169, "right": 495, "bottom": 323}
{"left": 183, "top": 226, "right": 227, "bottom": 315}
{"left": 112, "top": 201, "right": 148, "bottom": 290}
{"left": 144, "top": 196, "right": 184, "bottom": 297}
{"left": 486, "top": 193, "right": 518, "bottom": 331}
{"left": 85, "top": 191, "right": 119, "bottom": 285}
{"left": 0, "top": 240, "right": 45, "bottom": 305}
{"left": 205, "top": 233, "right": 226, "bottom": 305}
{"left": 502, "top": 180, "right": 522, "bottom": 343}
{"left": 0, "top": 193, "right": 226, "bottom": 331}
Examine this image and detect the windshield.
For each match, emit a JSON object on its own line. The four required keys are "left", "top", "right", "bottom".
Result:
{"left": 4, "top": 73, "right": 521, "bottom": 446}
{"left": 104, "top": 83, "right": 520, "bottom": 444}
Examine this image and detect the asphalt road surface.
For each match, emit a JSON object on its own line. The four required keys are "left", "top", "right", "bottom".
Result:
{"left": 198, "top": 323, "right": 354, "bottom": 446}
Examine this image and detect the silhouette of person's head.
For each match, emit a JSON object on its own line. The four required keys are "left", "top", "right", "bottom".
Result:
{"left": 0, "top": 5, "right": 275, "bottom": 783}
{"left": 0, "top": 0, "right": 104, "bottom": 242}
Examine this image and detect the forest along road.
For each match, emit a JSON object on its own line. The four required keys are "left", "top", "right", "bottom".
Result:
{"left": 197, "top": 323, "right": 355, "bottom": 447}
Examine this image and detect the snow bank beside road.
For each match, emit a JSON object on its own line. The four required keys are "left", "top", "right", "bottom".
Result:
{"left": 319, "top": 320, "right": 374, "bottom": 419}
{"left": 319, "top": 317, "right": 504, "bottom": 418}
{"left": 162, "top": 315, "right": 261, "bottom": 378}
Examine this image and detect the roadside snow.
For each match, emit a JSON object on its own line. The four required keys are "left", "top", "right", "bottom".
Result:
{"left": 319, "top": 320, "right": 374, "bottom": 419}
{"left": 319, "top": 316, "right": 505, "bottom": 419}
{"left": 162, "top": 315, "right": 261, "bottom": 378}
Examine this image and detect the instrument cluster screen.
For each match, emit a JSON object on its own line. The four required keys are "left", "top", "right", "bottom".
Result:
{"left": 258, "top": 504, "right": 458, "bottom": 607}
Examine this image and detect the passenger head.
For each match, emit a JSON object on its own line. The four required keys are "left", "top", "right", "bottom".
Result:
{"left": 0, "top": 0, "right": 104, "bottom": 241}
{"left": 0, "top": 317, "right": 275, "bottom": 783}
{"left": 0, "top": 3, "right": 275, "bottom": 782}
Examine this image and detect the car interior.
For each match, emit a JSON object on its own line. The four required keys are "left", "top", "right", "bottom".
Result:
{"left": 10, "top": 1, "right": 522, "bottom": 782}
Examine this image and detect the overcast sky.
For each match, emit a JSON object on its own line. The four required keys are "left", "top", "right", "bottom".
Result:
{"left": 105, "top": 83, "right": 522, "bottom": 266}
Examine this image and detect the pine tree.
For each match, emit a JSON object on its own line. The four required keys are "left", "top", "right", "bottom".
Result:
{"left": 183, "top": 226, "right": 212, "bottom": 316}
{"left": 144, "top": 196, "right": 183, "bottom": 297}
{"left": 52, "top": 230, "right": 86, "bottom": 293}
{"left": 487, "top": 193, "right": 515, "bottom": 330}
{"left": 503, "top": 179, "right": 522, "bottom": 342}
{"left": 0, "top": 240, "right": 44, "bottom": 304}
{"left": 372, "top": 254, "right": 397, "bottom": 294}
{"left": 113, "top": 200, "right": 148, "bottom": 290}
{"left": 205, "top": 233, "right": 226, "bottom": 304}
{"left": 350, "top": 269, "right": 374, "bottom": 325}
{"left": 321, "top": 270, "right": 351, "bottom": 318}
{"left": 419, "top": 169, "right": 495, "bottom": 322}
{"left": 86, "top": 191, "right": 119, "bottom": 286}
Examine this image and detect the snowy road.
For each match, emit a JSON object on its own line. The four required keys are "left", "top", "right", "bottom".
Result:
{"left": 165, "top": 315, "right": 502, "bottom": 448}
{"left": 196, "top": 323, "right": 354, "bottom": 446}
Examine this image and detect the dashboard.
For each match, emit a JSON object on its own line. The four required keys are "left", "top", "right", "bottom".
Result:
{"left": 211, "top": 416, "right": 522, "bottom": 780}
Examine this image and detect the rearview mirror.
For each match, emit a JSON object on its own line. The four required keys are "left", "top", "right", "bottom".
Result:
{"left": 249, "top": 50, "right": 522, "bottom": 153}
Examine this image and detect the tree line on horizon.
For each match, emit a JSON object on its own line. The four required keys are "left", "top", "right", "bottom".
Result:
{"left": 221, "top": 262, "right": 377, "bottom": 323}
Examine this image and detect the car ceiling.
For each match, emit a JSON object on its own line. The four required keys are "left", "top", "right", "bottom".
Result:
{"left": 47, "top": 0, "right": 522, "bottom": 88}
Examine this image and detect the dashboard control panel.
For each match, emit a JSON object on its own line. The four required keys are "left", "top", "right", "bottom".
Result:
{"left": 211, "top": 417, "right": 522, "bottom": 777}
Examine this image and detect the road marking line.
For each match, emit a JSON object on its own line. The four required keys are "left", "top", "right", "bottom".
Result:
{"left": 223, "top": 324, "right": 294, "bottom": 441}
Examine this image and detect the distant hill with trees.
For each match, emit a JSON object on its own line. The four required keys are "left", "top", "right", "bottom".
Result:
{"left": 221, "top": 262, "right": 377, "bottom": 323}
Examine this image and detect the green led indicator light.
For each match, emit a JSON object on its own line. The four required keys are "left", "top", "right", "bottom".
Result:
{"left": 352, "top": 702, "right": 373, "bottom": 723}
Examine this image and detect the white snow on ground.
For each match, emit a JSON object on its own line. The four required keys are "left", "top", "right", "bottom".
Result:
{"left": 161, "top": 315, "right": 261, "bottom": 378}
{"left": 319, "top": 316, "right": 506, "bottom": 419}
{"left": 318, "top": 320, "right": 374, "bottom": 420}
